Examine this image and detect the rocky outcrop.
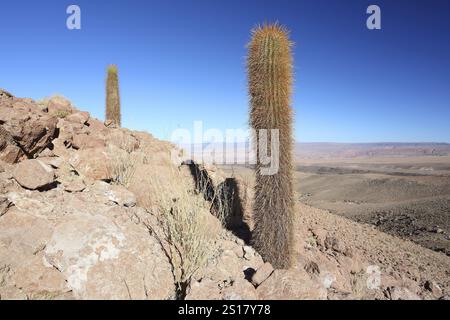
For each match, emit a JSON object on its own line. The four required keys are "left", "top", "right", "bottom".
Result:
{"left": 0, "top": 180, "right": 175, "bottom": 299}
{"left": 185, "top": 235, "right": 263, "bottom": 300}
{"left": 0, "top": 94, "right": 58, "bottom": 161}
{"left": 0, "top": 92, "right": 178, "bottom": 300}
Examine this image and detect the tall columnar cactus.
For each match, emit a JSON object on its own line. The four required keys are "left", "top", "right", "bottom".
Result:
{"left": 105, "top": 64, "right": 121, "bottom": 127}
{"left": 247, "top": 23, "right": 295, "bottom": 269}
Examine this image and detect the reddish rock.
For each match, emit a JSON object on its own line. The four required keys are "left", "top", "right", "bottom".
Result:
{"left": 64, "top": 179, "right": 86, "bottom": 193}
{"left": 251, "top": 262, "right": 274, "bottom": 287}
{"left": 56, "top": 162, "right": 86, "bottom": 193}
{"left": 0, "top": 98, "right": 57, "bottom": 158}
{"left": 0, "top": 142, "right": 23, "bottom": 163}
{"left": 72, "top": 134, "right": 105, "bottom": 150}
{"left": 86, "top": 118, "right": 107, "bottom": 133}
{"left": 13, "top": 159, "right": 55, "bottom": 190}
{"left": 69, "top": 148, "right": 111, "bottom": 181}
{"left": 47, "top": 96, "right": 73, "bottom": 116}
{"left": 66, "top": 111, "right": 90, "bottom": 125}
{"left": 0, "top": 124, "right": 23, "bottom": 163}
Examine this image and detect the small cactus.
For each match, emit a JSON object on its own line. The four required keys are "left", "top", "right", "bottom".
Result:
{"left": 105, "top": 64, "right": 121, "bottom": 127}
{"left": 247, "top": 23, "right": 295, "bottom": 269}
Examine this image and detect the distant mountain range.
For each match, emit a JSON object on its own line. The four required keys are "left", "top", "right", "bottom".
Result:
{"left": 295, "top": 142, "right": 450, "bottom": 159}
{"left": 178, "top": 142, "right": 450, "bottom": 163}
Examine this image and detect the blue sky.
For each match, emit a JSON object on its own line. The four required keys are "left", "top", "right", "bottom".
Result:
{"left": 1, "top": 0, "right": 449, "bottom": 143}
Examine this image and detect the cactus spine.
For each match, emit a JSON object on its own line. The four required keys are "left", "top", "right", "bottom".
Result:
{"left": 247, "top": 23, "right": 295, "bottom": 269}
{"left": 105, "top": 64, "right": 121, "bottom": 127}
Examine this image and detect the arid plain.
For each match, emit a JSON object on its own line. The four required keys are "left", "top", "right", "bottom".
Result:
{"left": 221, "top": 143, "right": 450, "bottom": 257}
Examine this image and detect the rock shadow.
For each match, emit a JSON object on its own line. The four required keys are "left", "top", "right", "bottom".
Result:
{"left": 184, "top": 161, "right": 251, "bottom": 244}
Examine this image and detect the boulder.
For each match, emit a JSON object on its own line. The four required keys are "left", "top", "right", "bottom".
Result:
{"left": 63, "top": 179, "right": 86, "bottom": 193}
{"left": 55, "top": 162, "right": 86, "bottom": 193}
{"left": 69, "top": 148, "right": 111, "bottom": 181}
{"left": 46, "top": 96, "right": 73, "bottom": 116}
{"left": 86, "top": 118, "right": 107, "bottom": 134}
{"left": 107, "top": 184, "right": 137, "bottom": 207}
{"left": 251, "top": 262, "right": 274, "bottom": 287}
{"left": 43, "top": 211, "right": 174, "bottom": 299}
{"left": 0, "top": 124, "right": 23, "bottom": 163}
{"left": 0, "top": 99, "right": 57, "bottom": 158}
{"left": 38, "top": 148, "right": 55, "bottom": 158}
{"left": 243, "top": 245, "right": 256, "bottom": 260}
{"left": 0, "top": 142, "right": 23, "bottom": 163}
{"left": 65, "top": 111, "right": 90, "bottom": 125}
{"left": 13, "top": 159, "right": 55, "bottom": 190}
{"left": 72, "top": 134, "right": 105, "bottom": 150}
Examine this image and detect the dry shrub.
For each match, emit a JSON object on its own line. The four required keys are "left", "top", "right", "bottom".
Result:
{"left": 144, "top": 169, "right": 219, "bottom": 288}
{"left": 106, "top": 132, "right": 140, "bottom": 187}
{"left": 109, "top": 130, "right": 139, "bottom": 153}
{"left": 107, "top": 147, "right": 138, "bottom": 187}
{"left": 36, "top": 94, "right": 67, "bottom": 107}
{"left": 54, "top": 110, "right": 70, "bottom": 118}
{"left": 350, "top": 271, "right": 370, "bottom": 299}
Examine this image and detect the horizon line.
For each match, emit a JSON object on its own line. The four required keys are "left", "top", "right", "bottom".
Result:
{"left": 176, "top": 141, "right": 450, "bottom": 145}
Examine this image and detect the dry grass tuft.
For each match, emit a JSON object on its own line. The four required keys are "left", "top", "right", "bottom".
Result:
{"left": 54, "top": 110, "right": 70, "bottom": 118}
{"left": 107, "top": 147, "right": 138, "bottom": 187}
{"left": 106, "top": 133, "right": 139, "bottom": 187}
{"left": 144, "top": 169, "right": 219, "bottom": 289}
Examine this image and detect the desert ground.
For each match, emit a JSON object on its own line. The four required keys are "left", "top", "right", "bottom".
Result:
{"left": 296, "top": 155, "right": 450, "bottom": 256}
{"left": 221, "top": 144, "right": 450, "bottom": 257}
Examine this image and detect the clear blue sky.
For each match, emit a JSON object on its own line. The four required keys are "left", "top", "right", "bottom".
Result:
{"left": 1, "top": 0, "right": 449, "bottom": 142}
